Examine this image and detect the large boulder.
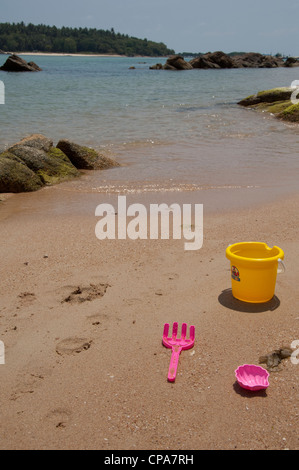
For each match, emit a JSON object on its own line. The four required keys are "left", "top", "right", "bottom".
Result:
{"left": 56, "top": 139, "right": 120, "bottom": 170}
{"left": 0, "top": 54, "right": 42, "bottom": 72}
{"left": 8, "top": 145, "right": 80, "bottom": 185}
{"left": 190, "top": 51, "right": 235, "bottom": 69}
{"left": 0, "top": 152, "right": 44, "bottom": 193}
{"left": 163, "top": 55, "right": 193, "bottom": 70}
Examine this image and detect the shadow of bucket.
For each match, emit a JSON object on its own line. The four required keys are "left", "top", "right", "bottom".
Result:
{"left": 226, "top": 242, "right": 285, "bottom": 304}
{"left": 218, "top": 288, "right": 280, "bottom": 313}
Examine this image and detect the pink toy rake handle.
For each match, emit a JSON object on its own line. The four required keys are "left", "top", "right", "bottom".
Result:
{"left": 168, "top": 344, "right": 182, "bottom": 382}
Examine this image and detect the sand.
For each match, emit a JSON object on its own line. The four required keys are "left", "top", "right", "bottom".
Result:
{"left": 0, "top": 184, "right": 298, "bottom": 451}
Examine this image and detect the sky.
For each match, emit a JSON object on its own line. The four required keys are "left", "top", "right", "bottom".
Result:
{"left": 1, "top": 0, "right": 299, "bottom": 56}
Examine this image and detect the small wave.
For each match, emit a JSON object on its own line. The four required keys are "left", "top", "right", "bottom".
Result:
{"left": 61, "top": 182, "right": 260, "bottom": 195}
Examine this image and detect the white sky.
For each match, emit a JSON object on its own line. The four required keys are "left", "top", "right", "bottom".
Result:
{"left": 1, "top": 0, "right": 299, "bottom": 55}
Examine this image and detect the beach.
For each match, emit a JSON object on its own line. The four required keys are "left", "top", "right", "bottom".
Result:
{"left": 0, "top": 183, "right": 298, "bottom": 450}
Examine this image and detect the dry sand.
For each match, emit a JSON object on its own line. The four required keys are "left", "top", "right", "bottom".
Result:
{"left": 0, "top": 184, "right": 298, "bottom": 450}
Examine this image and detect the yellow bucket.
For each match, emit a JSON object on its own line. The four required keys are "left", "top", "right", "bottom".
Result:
{"left": 226, "top": 242, "right": 285, "bottom": 303}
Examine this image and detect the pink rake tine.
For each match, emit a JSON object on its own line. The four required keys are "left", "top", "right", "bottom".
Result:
{"left": 162, "top": 322, "right": 195, "bottom": 382}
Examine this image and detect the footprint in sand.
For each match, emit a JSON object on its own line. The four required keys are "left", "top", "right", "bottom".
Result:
{"left": 164, "top": 272, "right": 179, "bottom": 280}
{"left": 62, "top": 283, "right": 110, "bottom": 304}
{"left": 56, "top": 337, "right": 92, "bottom": 356}
{"left": 18, "top": 292, "right": 36, "bottom": 307}
{"left": 45, "top": 408, "right": 72, "bottom": 428}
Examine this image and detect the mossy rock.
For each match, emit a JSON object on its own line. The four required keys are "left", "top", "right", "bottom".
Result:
{"left": 10, "top": 134, "right": 53, "bottom": 152}
{"left": 0, "top": 152, "right": 44, "bottom": 193}
{"left": 238, "top": 87, "right": 293, "bottom": 107}
{"left": 8, "top": 145, "right": 80, "bottom": 185}
{"left": 238, "top": 87, "right": 299, "bottom": 122}
{"left": 56, "top": 139, "right": 120, "bottom": 170}
{"left": 278, "top": 103, "right": 299, "bottom": 122}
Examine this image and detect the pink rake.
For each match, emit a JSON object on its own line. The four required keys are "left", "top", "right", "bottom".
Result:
{"left": 162, "top": 322, "right": 195, "bottom": 382}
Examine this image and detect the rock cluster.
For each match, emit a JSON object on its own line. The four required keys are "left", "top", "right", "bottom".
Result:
{"left": 150, "top": 52, "right": 297, "bottom": 71}
{"left": 238, "top": 87, "right": 299, "bottom": 123}
{"left": 0, "top": 54, "right": 42, "bottom": 72}
{"left": 0, "top": 134, "right": 120, "bottom": 193}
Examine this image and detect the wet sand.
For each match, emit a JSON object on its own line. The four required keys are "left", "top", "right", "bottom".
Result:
{"left": 0, "top": 184, "right": 298, "bottom": 450}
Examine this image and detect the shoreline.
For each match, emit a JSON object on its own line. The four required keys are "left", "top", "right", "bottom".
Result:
{"left": 0, "top": 184, "right": 298, "bottom": 450}
{"left": 5, "top": 52, "right": 156, "bottom": 58}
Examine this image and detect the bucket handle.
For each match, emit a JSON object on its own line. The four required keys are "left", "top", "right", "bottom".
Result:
{"left": 277, "top": 258, "right": 286, "bottom": 274}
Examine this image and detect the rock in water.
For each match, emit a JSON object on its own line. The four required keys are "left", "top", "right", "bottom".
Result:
{"left": 190, "top": 51, "right": 235, "bottom": 69}
{"left": 284, "top": 57, "right": 299, "bottom": 67}
{"left": 56, "top": 139, "right": 120, "bottom": 170}
{"left": 238, "top": 87, "right": 294, "bottom": 107}
{"left": 164, "top": 55, "right": 193, "bottom": 70}
{"left": 0, "top": 54, "right": 42, "bottom": 72}
{"left": 232, "top": 52, "right": 283, "bottom": 68}
{"left": 10, "top": 134, "right": 53, "bottom": 152}
{"left": 238, "top": 87, "right": 299, "bottom": 122}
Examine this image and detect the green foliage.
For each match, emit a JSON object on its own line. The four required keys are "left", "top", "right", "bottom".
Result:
{"left": 0, "top": 22, "right": 175, "bottom": 56}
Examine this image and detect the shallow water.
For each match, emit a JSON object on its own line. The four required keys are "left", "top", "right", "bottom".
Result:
{"left": 0, "top": 55, "right": 299, "bottom": 199}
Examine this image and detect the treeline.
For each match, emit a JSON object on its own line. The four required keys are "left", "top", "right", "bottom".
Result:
{"left": 0, "top": 22, "right": 175, "bottom": 56}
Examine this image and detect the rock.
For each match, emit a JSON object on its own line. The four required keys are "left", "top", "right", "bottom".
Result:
{"left": 284, "top": 57, "right": 299, "bottom": 67}
{"left": 232, "top": 52, "right": 283, "bottom": 68}
{"left": 150, "top": 51, "right": 287, "bottom": 71}
{"left": 0, "top": 54, "right": 42, "bottom": 72}
{"left": 0, "top": 134, "right": 120, "bottom": 193}
{"left": 0, "top": 152, "right": 44, "bottom": 193}
{"left": 164, "top": 55, "right": 193, "bottom": 70}
{"left": 27, "top": 61, "right": 42, "bottom": 71}
{"left": 56, "top": 139, "right": 120, "bottom": 170}
{"left": 190, "top": 51, "right": 235, "bottom": 69}
{"left": 150, "top": 55, "right": 193, "bottom": 71}
{"left": 238, "top": 87, "right": 294, "bottom": 107}
{"left": 278, "top": 103, "right": 299, "bottom": 122}
{"left": 10, "top": 134, "right": 53, "bottom": 152}
{"left": 259, "top": 347, "right": 292, "bottom": 370}
{"left": 8, "top": 144, "right": 80, "bottom": 185}
{"left": 149, "top": 63, "right": 163, "bottom": 70}
{"left": 238, "top": 87, "right": 299, "bottom": 123}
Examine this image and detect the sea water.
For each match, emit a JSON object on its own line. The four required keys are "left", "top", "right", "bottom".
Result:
{"left": 0, "top": 55, "right": 299, "bottom": 201}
